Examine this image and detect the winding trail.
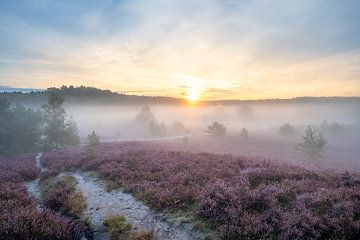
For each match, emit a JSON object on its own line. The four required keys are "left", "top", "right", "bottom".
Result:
{"left": 26, "top": 153, "right": 204, "bottom": 240}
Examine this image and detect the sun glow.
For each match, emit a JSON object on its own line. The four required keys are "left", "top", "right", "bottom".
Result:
{"left": 184, "top": 75, "right": 205, "bottom": 105}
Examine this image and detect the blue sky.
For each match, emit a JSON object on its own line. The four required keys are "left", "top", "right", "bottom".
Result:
{"left": 0, "top": 0, "right": 360, "bottom": 99}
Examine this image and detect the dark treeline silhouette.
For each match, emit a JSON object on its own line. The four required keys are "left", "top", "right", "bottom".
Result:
{"left": 1, "top": 85, "right": 359, "bottom": 106}
{"left": 0, "top": 90, "right": 79, "bottom": 156}
{"left": 0, "top": 85, "right": 183, "bottom": 106}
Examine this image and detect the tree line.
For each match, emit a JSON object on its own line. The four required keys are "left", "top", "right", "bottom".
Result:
{"left": 0, "top": 90, "right": 79, "bottom": 156}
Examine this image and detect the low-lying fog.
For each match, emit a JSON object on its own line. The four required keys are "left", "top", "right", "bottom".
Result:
{"left": 62, "top": 102, "right": 359, "bottom": 139}
{"left": 59, "top": 101, "right": 360, "bottom": 172}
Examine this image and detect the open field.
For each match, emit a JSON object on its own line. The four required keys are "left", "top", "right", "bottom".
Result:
{"left": 39, "top": 141, "right": 360, "bottom": 239}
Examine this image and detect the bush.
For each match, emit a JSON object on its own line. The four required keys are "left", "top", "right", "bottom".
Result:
{"left": 239, "top": 128, "right": 248, "bottom": 138}
{"left": 103, "top": 215, "right": 156, "bottom": 240}
{"left": 41, "top": 175, "right": 86, "bottom": 219}
{"left": 148, "top": 120, "right": 167, "bottom": 136}
{"left": 135, "top": 105, "right": 155, "bottom": 124}
{"left": 206, "top": 121, "right": 226, "bottom": 136}
{"left": 297, "top": 126, "right": 327, "bottom": 156}
{"left": 43, "top": 144, "right": 360, "bottom": 239}
{"left": 279, "top": 123, "right": 296, "bottom": 137}
{"left": 321, "top": 120, "right": 346, "bottom": 134}
{"left": 172, "top": 120, "right": 185, "bottom": 132}
{"left": 88, "top": 131, "right": 100, "bottom": 146}
{"left": 0, "top": 155, "right": 84, "bottom": 239}
{"left": 103, "top": 215, "right": 132, "bottom": 240}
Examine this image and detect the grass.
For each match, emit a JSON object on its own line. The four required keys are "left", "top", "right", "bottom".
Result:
{"left": 103, "top": 215, "right": 156, "bottom": 240}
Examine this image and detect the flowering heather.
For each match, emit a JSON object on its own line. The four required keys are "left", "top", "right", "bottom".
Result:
{"left": 43, "top": 142, "right": 360, "bottom": 239}
{"left": 40, "top": 175, "right": 87, "bottom": 219}
{"left": 0, "top": 154, "right": 85, "bottom": 240}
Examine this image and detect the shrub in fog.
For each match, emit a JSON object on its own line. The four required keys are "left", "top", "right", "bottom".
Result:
{"left": 88, "top": 131, "right": 100, "bottom": 146}
{"left": 206, "top": 121, "right": 226, "bottom": 136}
{"left": 134, "top": 105, "right": 155, "bottom": 124}
{"left": 279, "top": 123, "right": 296, "bottom": 137}
{"left": 321, "top": 120, "right": 345, "bottom": 134}
{"left": 42, "top": 90, "right": 80, "bottom": 149}
{"left": 148, "top": 120, "right": 167, "bottom": 136}
{"left": 239, "top": 127, "right": 249, "bottom": 138}
{"left": 297, "top": 126, "right": 327, "bottom": 155}
{"left": 172, "top": 120, "right": 185, "bottom": 132}
{"left": 237, "top": 104, "right": 253, "bottom": 119}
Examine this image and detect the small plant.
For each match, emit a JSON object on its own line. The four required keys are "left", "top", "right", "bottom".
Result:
{"left": 103, "top": 215, "right": 156, "bottom": 240}
{"left": 88, "top": 131, "right": 100, "bottom": 146}
{"left": 297, "top": 126, "right": 327, "bottom": 156}
{"left": 131, "top": 230, "right": 156, "bottom": 240}
{"left": 279, "top": 123, "right": 296, "bottom": 137}
{"left": 103, "top": 215, "right": 132, "bottom": 240}
{"left": 239, "top": 128, "right": 249, "bottom": 138}
{"left": 205, "top": 121, "right": 226, "bottom": 136}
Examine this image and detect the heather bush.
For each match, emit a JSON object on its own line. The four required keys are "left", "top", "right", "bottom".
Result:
{"left": 41, "top": 175, "right": 86, "bottom": 219}
{"left": 43, "top": 143, "right": 360, "bottom": 239}
{"left": 0, "top": 155, "right": 85, "bottom": 239}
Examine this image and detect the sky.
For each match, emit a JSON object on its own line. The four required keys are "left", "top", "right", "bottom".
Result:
{"left": 0, "top": 0, "right": 360, "bottom": 100}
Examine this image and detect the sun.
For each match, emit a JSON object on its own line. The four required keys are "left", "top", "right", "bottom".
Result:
{"left": 183, "top": 75, "right": 205, "bottom": 105}
{"left": 186, "top": 92, "right": 199, "bottom": 104}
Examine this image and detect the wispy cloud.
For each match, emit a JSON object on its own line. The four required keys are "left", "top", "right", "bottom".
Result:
{"left": 0, "top": 0, "right": 359, "bottom": 99}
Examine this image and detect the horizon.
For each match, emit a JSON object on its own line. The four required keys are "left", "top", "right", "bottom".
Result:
{"left": 1, "top": 1, "right": 360, "bottom": 101}
{"left": 1, "top": 85, "right": 360, "bottom": 102}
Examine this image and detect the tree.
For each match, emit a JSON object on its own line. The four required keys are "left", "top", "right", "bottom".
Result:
{"left": 172, "top": 120, "right": 185, "bottom": 132}
{"left": 135, "top": 105, "right": 155, "bottom": 124}
{"left": 279, "top": 123, "right": 296, "bottom": 137}
{"left": 88, "top": 131, "right": 100, "bottom": 146}
{"left": 239, "top": 127, "right": 249, "bottom": 139}
{"left": 42, "top": 91, "right": 80, "bottom": 149}
{"left": 0, "top": 99, "right": 42, "bottom": 155}
{"left": 321, "top": 120, "right": 345, "bottom": 135}
{"left": 297, "top": 126, "right": 327, "bottom": 156}
{"left": 206, "top": 121, "right": 226, "bottom": 136}
{"left": 148, "top": 120, "right": 167, "bottom": 136}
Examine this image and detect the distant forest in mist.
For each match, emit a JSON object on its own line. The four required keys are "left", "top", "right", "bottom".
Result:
{"left": 1, "top": 85, "right": 360, "bottom": 106}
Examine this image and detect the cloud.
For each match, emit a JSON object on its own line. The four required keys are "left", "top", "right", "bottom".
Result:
{"left": 0, "top": 0, "right": 359, "bottom": 99}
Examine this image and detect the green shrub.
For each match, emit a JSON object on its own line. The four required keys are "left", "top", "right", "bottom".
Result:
{"left": 103, "top": 215, "right": 132, "bottom": 240}
{"left": 205, "top": 121, "right": 226, "bottom": 136}
{"left": 279, "top": 123, "right": 296, "bottom": 137}
{"left": 103, "top": 215, "right": 156, "bottom": 240}
{"left": 297, "top": 126, "right": 327, "bottom": 156}
{"left": 88, "top": 131, "right": 100, "bottom": 146}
